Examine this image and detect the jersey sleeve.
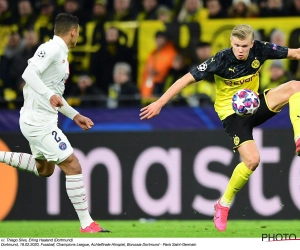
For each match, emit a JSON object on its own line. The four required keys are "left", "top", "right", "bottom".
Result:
{"left": 28, "top": 43, "right": 57, "bottom": 74}
{"left": 58, "top": 97, "right": 79, "bottom": 119}
{"left": 257, "top": 40, "right": 288, "bottom": 60}
{"left": 190, "top": 52, "right": 223, "bottom": 82}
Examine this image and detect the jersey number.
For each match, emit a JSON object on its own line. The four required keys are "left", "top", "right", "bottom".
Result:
{"left": 52, "top": 131, "right": 61, "bottom": 143}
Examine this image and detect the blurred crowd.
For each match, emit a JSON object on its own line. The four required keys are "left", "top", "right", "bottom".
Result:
{"left": 0, "top": 0, "right": 300, "bottom": 109}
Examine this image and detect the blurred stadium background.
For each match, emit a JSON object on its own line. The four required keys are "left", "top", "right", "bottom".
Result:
{"left": 1, "top": 0, "right": 300, "bottom": 226}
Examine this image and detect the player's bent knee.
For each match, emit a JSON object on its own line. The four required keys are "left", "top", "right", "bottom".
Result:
{"left": 59, "top": 153, "right": 82, "bottom": 175}
{"left": 244, "top": 157, "right": 260, "bottom": 171}
{"left": 36, "top": 161, "right": 55, "bottom": 177}
{"left": 39, "top": 172, "right": 54, "bottom": 177}
{"left": 60, "top": 165, "right": 82, "bottom": 175}
{"left": 38, "top": 169, "right": 54, "bottom": 177}
{"left": 288, "top": 80, "right": 300, "bottom": 94}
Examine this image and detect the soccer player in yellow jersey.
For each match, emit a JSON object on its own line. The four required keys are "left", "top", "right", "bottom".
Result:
{"left": 139, "top": 24, "right": 300, "bottom": 231}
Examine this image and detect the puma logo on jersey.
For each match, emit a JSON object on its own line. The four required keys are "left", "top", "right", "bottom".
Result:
{"left": 211, "top": 58, "right": 215, "bottom": 62}
{"left": 229, "top": 67, "right": 235, "bottom": 73}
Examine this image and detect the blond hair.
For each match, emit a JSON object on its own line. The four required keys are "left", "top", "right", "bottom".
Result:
{"left": 231, "top": 24, "right": 254, "bottom": 41}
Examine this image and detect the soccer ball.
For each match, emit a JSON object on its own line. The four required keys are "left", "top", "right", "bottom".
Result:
{"left": 232, "top": 89, "right": 260, "bottom": 116}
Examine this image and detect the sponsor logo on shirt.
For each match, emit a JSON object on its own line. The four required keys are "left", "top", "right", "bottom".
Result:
{"left": 224, "top": 70, "right": 260, "bottom": 86}
{"left": 59, "top": 73, "right": 69, "bottom": 85}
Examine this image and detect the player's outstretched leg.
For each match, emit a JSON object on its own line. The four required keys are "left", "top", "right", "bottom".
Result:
{"left": 214, "top": 162, "right": 253, "bottom": 231}
{"left": 289, "top": 92, "right": 300, "bottom": 156}
{"left": 65, "top": 174, "right": 110, "bottom": 233}
{"left": 0, "top": 151, "right": 39, "bottom": 176}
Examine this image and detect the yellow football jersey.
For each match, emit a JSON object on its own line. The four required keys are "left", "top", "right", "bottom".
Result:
{"left": 190, "top": 40, "right": 288, "bottom": 120}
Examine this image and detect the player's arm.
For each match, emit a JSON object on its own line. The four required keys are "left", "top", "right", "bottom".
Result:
{"left": 58, "top": 97, "right": 79, "bottom": 119}
{"left": 22, "top": 45, "right": 64, "bottom": 110}
{"left": 22, "top": 64, "right": 56, "bottom": 101}
{"left": 58, "top": 98, "right": 94, "bottom": 130}
{"left": 155, "top": 72, "right": 196, "bottom": 106}
{"left": 22, "top": 64, "right": 63, "bottom": 111}
{"left": 139, "top": 72, "right": 196, "bottom": 120}
{"left": 287, "top": 48, "right": 300, "bottom": 60}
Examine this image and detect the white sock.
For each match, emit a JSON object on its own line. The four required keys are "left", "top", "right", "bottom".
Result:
{"left": 0, "top": 151, "right": 39, "bottom": 176}
{"left": 66, "top": 174, "right": 93, "bottom": 229}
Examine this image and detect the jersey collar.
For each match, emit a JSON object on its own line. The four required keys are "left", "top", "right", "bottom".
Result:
{"left": 53, "top": 35, "right": 69, "bottom": 53}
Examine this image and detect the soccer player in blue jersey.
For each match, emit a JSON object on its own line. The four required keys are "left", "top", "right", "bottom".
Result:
{"left": 140, "top": 24, "right": 300, "bottom": 231}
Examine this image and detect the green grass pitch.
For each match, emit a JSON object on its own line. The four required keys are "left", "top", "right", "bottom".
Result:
{"left": 1, "top": 220, "right": 300, "bottom": 238}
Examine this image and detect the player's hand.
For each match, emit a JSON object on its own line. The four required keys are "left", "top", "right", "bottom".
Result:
{"left": 50, "top": 95, "right": 63, "bottom": 111}
{"left": 139, "top": 101, "right": 162, "bottom": 120}
{"left": 73, "top": 114, "right": 94, "bottom": 131}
